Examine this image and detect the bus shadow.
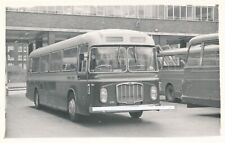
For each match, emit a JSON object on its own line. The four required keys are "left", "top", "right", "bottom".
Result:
{"left": 28, "top": 105, "right": 155, "bottom": 126}
{"left": 29, "top": 105, "right": 69, "bottom": 119}
{"left": 196, "top": 113, "right": 220, "bottom": 118}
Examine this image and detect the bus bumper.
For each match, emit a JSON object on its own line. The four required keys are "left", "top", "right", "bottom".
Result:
{"left": 89, "top": 104, "right": 175, "bottom": 113}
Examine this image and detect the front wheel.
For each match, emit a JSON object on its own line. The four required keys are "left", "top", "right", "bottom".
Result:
{"left": 67, "top": 94, "right": 80, "bottom": 122}
{"left": 129, "top": 111, "right": 143, "bottom": 118}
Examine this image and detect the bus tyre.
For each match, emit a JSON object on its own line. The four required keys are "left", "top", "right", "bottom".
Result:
{"left": 34, "top": 91, "right": 40, "bottom": 109}
{"left": 67, "top": 95, "right": 80, "bottom": 122}
{"left": 129, "top": 111, "right": 143, "bottom": 118}
{"left": 165, "top": 84, "right": 175, "bottom": 102}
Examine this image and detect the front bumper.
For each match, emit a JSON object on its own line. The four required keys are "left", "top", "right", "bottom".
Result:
{"left": 89, "top": 104, "right": 175, "bottom": 113}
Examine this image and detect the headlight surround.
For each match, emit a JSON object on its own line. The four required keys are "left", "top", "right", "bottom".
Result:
{"left": 100, "top": 88, "right": 108, "bottom": 103}
{"left": 150, "top": 85, "right": 158, "bottom": 100}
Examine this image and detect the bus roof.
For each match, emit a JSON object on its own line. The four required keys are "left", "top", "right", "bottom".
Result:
{"left": 189, "top": 33, "right": 219, "bottom": 46}
{"left": 29, "top": 29, "right": 155, "bottom": 58}
{"left": 158, "top": 48, "right": 188, "bottom": 57}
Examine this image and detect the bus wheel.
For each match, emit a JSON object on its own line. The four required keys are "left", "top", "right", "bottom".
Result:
{"left": 67, "top": 94, "right": 80, "bottom": 122}
{"left": 34, "top": 90, "right": 40, "bottom": 109}
{"left": 165, "top": 84, "right": 175, "bottom": 102}
{"left": 129, "top": 111, "right": 143, "bottom": 118}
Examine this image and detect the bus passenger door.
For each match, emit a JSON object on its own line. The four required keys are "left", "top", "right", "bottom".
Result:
{"left": 76, "top": 45, "right": 90, "bottom": 114}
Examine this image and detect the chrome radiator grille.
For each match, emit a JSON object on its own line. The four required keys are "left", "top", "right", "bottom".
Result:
{"left": 116, "top": 82, "right": 143, "bottom": 104}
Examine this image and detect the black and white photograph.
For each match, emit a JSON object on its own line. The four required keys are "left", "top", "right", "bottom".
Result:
{"left": 1, "top": 0, "right": 224, "bottom": 143}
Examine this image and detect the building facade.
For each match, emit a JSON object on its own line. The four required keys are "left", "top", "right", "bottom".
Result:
{"left": 6, "top": 5, "right": 219, "bottom": 82}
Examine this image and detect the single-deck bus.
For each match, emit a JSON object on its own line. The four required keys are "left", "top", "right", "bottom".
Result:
{"left": 26, "top": 29, "right": 173, "bottom": 122}
{"left": 182, "top": 33, "right": 220, "bottom": 108}
{"left": 158, "top": 48, "right": 188, "bottom": 102}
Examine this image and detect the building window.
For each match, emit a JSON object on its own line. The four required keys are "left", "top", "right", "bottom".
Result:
{"left": 113, "top": 6, "right": 122, "bottom": 17}
{"left": 105, "top": 6, "right": 114, "bottom": 17}
{"left": 202, "top": 6, "right": 207, "bottom": 21}
{"left": 89, "top": 6, "right": 97, "bottom": 16}
{"left": 214, "top": 6, "right": 218, "bottom": 21}
{"left": 181, "top": 6, "right": 186, "bottom": 20}
{"left": 7, "top": 45, "right": 14, "bottom": 52}
{"left": 63, "top": 6, "right": 73, "bottom": 14}
{"left": 128, "top": 6, "right": 137, "bottom": 18}
{"left": 37, "top": 6, "right": 48, "bottom": 13}
{"left": 168, "top": 5, "right": 173, "bottom": 19}
{"left": 174, "top": 6, "right": 180, "bottom": 19}
{"left": 55, "top": 6, "right": 63, "bottom": 14}
{"left": 144, "top": 6, "right": 152, "bottom": 18}
{"left": 96, "top": 6, "right": 104, "bottom": 16}
{"left": 73, "top": 6, "right": 87, "bottom": 15}
{"left": 8, "top": 63, "right": 13, "bottom": 66}
{"left": 18, "top": 63, "right": 22, "bottom": 68}
{"left": 208, "top": 6, "right": 214, "bottom": 21}
{"left": 23, "top": 64, "right": 27, "bottom": 70}
{"left": 23, "top": 46, "right": 27, "bottom": 52}
{"left": 151, "top": 5, "right": 158, "bottom": 19}
{"left": 187, "top": 5, "right": 193, "bottom": 20}
{"left": 23, "top": 55, "right": 27, "bottom": 61}
{"left": 47, "top": 6, "right": 56, "bottom": 14}
{"left": 158, "top": 5, "right": 164, "bottom": 19}
{"left": 8, "top": 55, "right": 14, "bottom": 61}
{"left": 18, "top": 46, "right": 23, "bottom": 52}
{"left": 194, "top": 6, "right": 201, "bottom": 20}
{"left": 138, "top": 6, "right": 145, "bottom": 18}
{"left": 121, "top": 6, "right": 129, "bottom": 17}
{"left": 18, "top": 55, "right": 23, "bottom": 61}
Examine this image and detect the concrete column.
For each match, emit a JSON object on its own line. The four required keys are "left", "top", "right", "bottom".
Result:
{"left": 48, "top": 32, "right": 56, "bottom": 45}
{"left": 28, "top": 43, "right": 34, "bottom": 55}
{"left": 35, "top": 38, "right": 43, "bottom": 49}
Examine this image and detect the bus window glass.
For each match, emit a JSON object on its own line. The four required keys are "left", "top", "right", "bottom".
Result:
{"left": 50, "top": 51, "right": 62, "bottom": 72}
{"left": 128, "top": 47, "right": 155, "bottom": 71}
{"left": 202, "top": 45, "right": 219, "bottom": 66}
{"left": 162, "top": 55, "right": 185, "bottom": 70}
{"left": 63, "top": 48, "right": 78, "bottom": 71}
{"left": 31, "top": 57, "right": 40, "bottom": 72}
{"left": 40, "top": 55, "right": 49, "bottom": 72}
{"left": 90, "top": 46, "right": 127, "bottom": 72}
{"left": 186, "top": 44, "right": 201, "bottom": 66}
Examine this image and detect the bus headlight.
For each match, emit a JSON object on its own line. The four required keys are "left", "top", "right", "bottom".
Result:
{"left": 150, "top": 86, "right": 158, "bottom": 100}
{"left": 100, "top": 88, "right": 108, "bottom": 103}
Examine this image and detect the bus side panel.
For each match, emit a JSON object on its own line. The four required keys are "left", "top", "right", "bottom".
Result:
{"left": 159, "top": 70, "right": 184, "bottom": 98}
{"left": 26, "top": 80, "right": 35, "bottom": 101}
{"left": 53, "top": 75, "right": 90, "bottom": 115}
{"left": 182, "top": 67, "right": 220, "bottom": 107}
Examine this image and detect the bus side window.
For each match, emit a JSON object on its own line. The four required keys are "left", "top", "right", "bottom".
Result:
{"left": 202, "top": 46, "right": 219, "bottom": 66}
{"left": 186, "top": 45, "right": 201, "bottom": 67}
{"left": 62, "top": 48, "right": 78, "bottom": 71}
{"left": 31, "top": 57, "right": 40, "bottom": 72}
{"left": 50, "top": 51, "right": 62, "bottom": 72}
{"left": 40, "top": 55, "right": 49, "bottom": 72}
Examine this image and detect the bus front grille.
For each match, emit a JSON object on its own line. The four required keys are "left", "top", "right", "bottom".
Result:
{"left": 116, "top": 82, "right": 143, "bottom": 104}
